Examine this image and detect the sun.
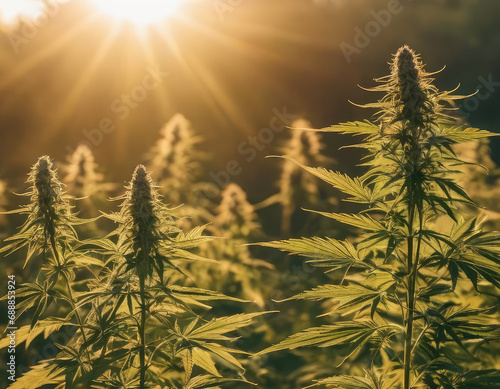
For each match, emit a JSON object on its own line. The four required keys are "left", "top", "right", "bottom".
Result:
{"left": 0, "top": 0, "right": 46, "bottom": 25}
{"left": 89, "top": 0, "right": 189, "bottom": 26}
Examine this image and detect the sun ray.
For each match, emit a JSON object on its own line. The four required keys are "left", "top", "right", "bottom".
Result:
{"left": 0, "top": 13, "right": 98, "bottom": 91}
{"left": 154, "top": 23, "right": 191, "bottom": 84}
{"left": 183, "top": 49, "right": 254, "bottom": 135}
{"left": 135, "top": 28, "right": 172, "bottom": 118}
{"left": 0, "top": 0, "right": 46, "bottom": 25}
{"left": 155, "top": 15, "right": 294, "bottom": 135}
{"left": 156, "top": 18, "right": 255, "bottom": 135}
{"left": 181, "top": 16, "right": 288, "bottom": 68}
{"left": 42, "top": 23, "right": 122, "bottom": 144}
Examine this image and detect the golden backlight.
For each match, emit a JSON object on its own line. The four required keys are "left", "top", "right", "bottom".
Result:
{"left": 0, "top": 0, "right": 45, "bottom": 25}
{"left": 89, "top": 0, "right": 189, "bottom": 26}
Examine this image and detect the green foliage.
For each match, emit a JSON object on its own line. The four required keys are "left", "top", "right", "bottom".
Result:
{"left": 1, "top": 161, "right": 262, "bottom": 388}
{"left": 2, "top": 46, "right": 500, "bottom": 389}
{"left": 198, "top": 183, "right": 274, "bottom": 308}
{"left": 258, "top": 46, "right": 500, "bottom": 388}
{"left": 145, "top": 114, "right": 212, "bottom": 229}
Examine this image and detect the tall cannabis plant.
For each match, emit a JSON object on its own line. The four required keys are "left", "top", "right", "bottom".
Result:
{"left": 258, "top": 46, "right": 500, "bottom": 388}
{"left": 257, "top": 118, "right": 334, "bottom": 236}
{"left": 146, "top": 113, "right": 212, "bottom": 229}
{"left": 0, "top": 156, "right": 96, "bottom": 317}
{"left": 63, "top": 144, "right": 104, "bottom": 199}
{"left": 63, "top": 144, "right": 115, "bottom": 233}
{"left": 198, "top": 183, "right": 274, "bottom": 308}
{"left": 0, "top": 156, "right": 100, "bottom": 387}
{"left": 77, "top": 165, "right": 262, "bottom": 388}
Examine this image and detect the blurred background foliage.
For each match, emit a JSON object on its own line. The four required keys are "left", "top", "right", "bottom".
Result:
{"left": 1, "top": 0, "right": 500, "bottom": 388}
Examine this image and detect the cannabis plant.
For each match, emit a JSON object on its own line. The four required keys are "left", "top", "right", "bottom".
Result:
{"left": 73, "top": 165, "right": 261, "bottom": 388}
{"left": 63, "top": 144, "right": 105, "bottom": 199}
{"left": 62, "top": 144, "right": 116, "bottom": 238}
{"left": 197, "top": 183, "right": 274, "bottom": 308}
{"left": 258, "top": 46, "right": 500, "bottom": 388}
{"left": 1, "top": 161, "right": 261, "bottom": 388}
{"left": 145, "top": 113, "right": 214, "bottom": 232}
{"left": 257, "top": 118, "right": 335, "bottom": 236}
{"left": 0, "top": 156, "right": 100, "bottom": 385}
{"left": 214, "top": 183, "right": 261, "bottom": 239}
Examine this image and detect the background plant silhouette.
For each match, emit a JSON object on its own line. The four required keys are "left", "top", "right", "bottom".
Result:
{"left": 145, "top": 114, "right": 213, "bottom": 229}
{"left": 256, "top": 118, "right": 336, "bottom": 237}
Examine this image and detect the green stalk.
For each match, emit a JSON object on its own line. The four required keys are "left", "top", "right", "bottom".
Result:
{"left": 49, "top": 233, "right": 91, "bottom": 362}
{"left": 404, "top": 201, "right": 415, "bottom": 389}
{"left": 404, "top": 148, "right": 424, "bottom": 389}
{"left": 127, "top": 165, "right": 158, "bottom": 388}
{"left": 139, "top": 272, "right": 147, "bottom": 389}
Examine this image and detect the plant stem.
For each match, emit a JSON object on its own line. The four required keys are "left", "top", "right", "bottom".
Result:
{"left": 139, "top": 272, "right": 147, "bottom": 389}
{"left": 49, "top": 233, "right": 91, "bottom": 362}
{"left": 404, "top": 201, "right": 415, "bottom": 389}
{"left": 62, "top": 272, "right": 91, "bottom": 351}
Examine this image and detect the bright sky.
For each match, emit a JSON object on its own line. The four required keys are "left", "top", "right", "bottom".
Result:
{"left": 0, "top": 0, "right": 191, "bottom": 27}
{"left": 89, "top": 0, "right": 189, "bottom": 26}
{"left": 0, "top": 0, "right": 45, "bottom": 25}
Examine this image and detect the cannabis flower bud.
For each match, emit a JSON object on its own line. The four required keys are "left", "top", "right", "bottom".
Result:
{"left": 392, "top": 45, "right": 432, "bottom": 129}
{"left": 64, "top": 144, "right": 102, "bottom": 197}
{"left": 28, "top": 156, "right": 70, "bottom": 230}
{"left": 127, "top": 165, "right": 160, "bottom": 255}
{"left": 215, "top": 183, "right": 259, "bottom": 237}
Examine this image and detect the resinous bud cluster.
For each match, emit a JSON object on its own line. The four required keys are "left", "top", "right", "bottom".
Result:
{"left": 391, "top": 45, "right": 434, "bottom": 135}
{"left": 286, "top": 119, "right": 324, "bottom": 161}
{"left": 149, "top": 113, "right": 193, "bottom": 182}
{"left": 64, "top": 144, "right": 101, "bottom": 197}
{"left": 215, "top": 183, "right": 259, "bottom": 237}
{"left": 125, "top": 165, "right": 162, "bottom": 266}
{"left": 129, "top": 165, "right": 158, "bottom": 235}
{"left": 29, "top": 156, "right": 68, "bottom": 220}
